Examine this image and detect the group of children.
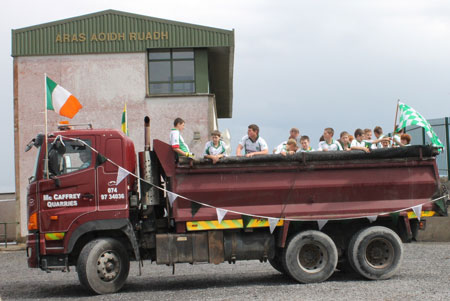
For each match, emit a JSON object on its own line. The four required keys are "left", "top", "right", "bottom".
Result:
{"left": 316, "top": 126, "right": 412, "bottom": 153}
{"left": 169, "top": 118, "right": 413, "bottom": 164}
{"left": 274, "top": 127, "right": 412, "bottom": 155}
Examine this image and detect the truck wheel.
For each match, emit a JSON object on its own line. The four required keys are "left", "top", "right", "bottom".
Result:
{"left": 282, "top": 230, "right": 338, "bottom": 283}
{"left": 77, "top": 238, "right": 130, "bottom": 294}
{"left": 268, "top": 256, "right": 286, "bottom": 274}
{"left": 347, "top": 226, "right": 403, "bottom": 280}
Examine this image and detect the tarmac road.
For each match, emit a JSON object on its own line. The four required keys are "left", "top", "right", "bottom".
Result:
{"left": 0, "top": 242, "right": 449, "bottom": 300}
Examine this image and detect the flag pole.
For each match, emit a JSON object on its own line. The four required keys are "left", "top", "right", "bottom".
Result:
{"left": 125, "top": 102, "right": 128, "bottom": 136}
{"left": 393, "top": 99, "right": 400, "bottom": 134}
{"left": 44, "top": 73, "right": 49, "bottom": 179}
{"left": 391, "top": 99, "right": 400, "bottom": 147}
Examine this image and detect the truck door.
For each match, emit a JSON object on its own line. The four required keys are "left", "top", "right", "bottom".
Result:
{"left": 38, "top": 137, "right": 96, "bottom": 232}
{"left": 97, "top": 137, "right": 128, "bottom": 211}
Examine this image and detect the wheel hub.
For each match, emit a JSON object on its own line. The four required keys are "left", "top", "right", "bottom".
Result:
{"left": 298, "top": 242, "right": 327, "bottom": 273}
{"left": 97, "top": 251, "right": 120, "bottom": 281}
{"left": 365, "top": 238, "right": 394, "bottom": 269}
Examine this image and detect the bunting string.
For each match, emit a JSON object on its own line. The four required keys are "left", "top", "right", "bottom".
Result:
{"left": 58, "top": 136, "right": 449, "bottom": 223}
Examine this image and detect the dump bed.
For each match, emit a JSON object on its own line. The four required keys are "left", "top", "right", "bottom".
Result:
{"left": 153, "top": 141, "right": 445, "bottom": 225}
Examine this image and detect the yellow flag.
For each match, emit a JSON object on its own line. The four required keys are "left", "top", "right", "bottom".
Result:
{"left": 121, "top": 103, "right": 128, "bottom": 136}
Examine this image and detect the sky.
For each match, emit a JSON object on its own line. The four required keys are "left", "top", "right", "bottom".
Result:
{"left": 2, "top": 0, "right": 450, "bottom": 192}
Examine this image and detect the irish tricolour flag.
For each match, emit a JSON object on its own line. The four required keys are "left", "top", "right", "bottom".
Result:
{"left": 46, "top": 76, "right": 82, "bottom": 119}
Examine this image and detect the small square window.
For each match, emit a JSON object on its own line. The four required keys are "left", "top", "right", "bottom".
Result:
{"left": 173, "top": 82, "right": 195, "bottom": 93}
{"left": 149, "top": 83, "right": 171, "bottom": 94}
{"left": 149, "top": 51, "right": 170, "bottom": 60}
{"left": 173, "top": 50, "right": 194, "bottom": 59}
{"left": 173, "top": 61, "right": 195, "bottom": 81}
{"left": 149, "top": 61, "right": 171, "bottom": 82}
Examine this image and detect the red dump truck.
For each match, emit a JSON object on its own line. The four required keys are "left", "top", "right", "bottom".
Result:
{"left": 25, "top": 119, "right": 448, "bottom": 294}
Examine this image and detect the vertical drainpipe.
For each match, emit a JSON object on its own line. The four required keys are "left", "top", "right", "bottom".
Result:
{"left": 445, "top": 117, "right": 450, "bottom": 179}
{"left": 422, "top": 127, "right": 426, "bottom": 145}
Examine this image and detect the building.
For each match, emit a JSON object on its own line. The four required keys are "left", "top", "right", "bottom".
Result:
{"left": 403, "top": 117, "right": 450, "bottom": 178}
{"left": 0, "top": 193, "right": 16, "bottom": 244}
{"left": 12, "top": 10, "right": 234, "bottom": 238}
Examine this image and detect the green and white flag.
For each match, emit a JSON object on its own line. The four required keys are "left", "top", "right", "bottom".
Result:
{"left": 397, "top": 102, "right": 444, "bottom": 149}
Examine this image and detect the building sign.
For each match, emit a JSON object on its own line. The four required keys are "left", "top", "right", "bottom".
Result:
{"left": 55, "top": 32, "right": 169, "bottom": 43}
{"left": 12, "top": 11, "right": 234, "bottom": 57}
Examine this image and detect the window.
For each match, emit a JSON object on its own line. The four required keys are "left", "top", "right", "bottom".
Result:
{"left": 47, "top": 139, "right": 93, "bottom": 176}
{"left": 30, "top": 146, "right": 42, "bottom": 183}
{"left": 148, "top": 49, "right": 195, "bottom": 94}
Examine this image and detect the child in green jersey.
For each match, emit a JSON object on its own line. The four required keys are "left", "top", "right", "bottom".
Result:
{"left": 203, "top": 130, "right": 226, "bottom": 164}
{"left": 170, "top": 117, "right": 193, "bottom": 158}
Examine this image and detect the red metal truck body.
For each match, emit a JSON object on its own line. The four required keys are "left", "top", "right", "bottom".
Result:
{"left": 153, "top": 140, "right": 440, "bottom": 229}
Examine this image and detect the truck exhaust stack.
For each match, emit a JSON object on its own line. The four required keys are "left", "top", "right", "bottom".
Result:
{"left": 141, "top": 116, "right": 159, "bottom": 206}
{"left": 144, "top": 116, "right": 150, "bottom": 151}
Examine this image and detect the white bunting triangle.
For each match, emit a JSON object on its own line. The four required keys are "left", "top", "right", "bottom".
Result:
{"left": 163, "top": 208, "right": 168, "bottom": 217}
{"left": 116, "top": 167, "right": 129, "bottom": 186}
{"left": 367, "top": 216, "right": 378, "bottom": 223}
{"left": 216, "top": 208, "right": 228, "bottom": 224}
{"left": 268, "top": 218, "right": 280, "bottom": 234}
{"left": 167, "top": 191, "right": 178, "bottom": 207}
{"left": 317, "top": 219, "right": 328, "bottom": 230}
{"left": 412, "top": 204, "right": 423, "bottom": 221}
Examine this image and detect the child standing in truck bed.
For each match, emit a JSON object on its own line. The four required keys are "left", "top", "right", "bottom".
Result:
{"left": 273, "top": 127, "right": 300, "bottom": 154}
{"left": 351, "top": 128, "right": 370, "bottom": 153}
{"left": 170, "top": 117, "right": 192, "bottom": 158}
{"left": 298, "top": 135, "right": 314, "bottom": 152}
{"left": 203, "top": 130, "right": 226, "bottom": 164}
{"left": 318, "top": 128, "right": 342, "bottom": 151}
{"left": 279, "top": 139, "right": 298, "bottom": 156}
{"left": 236, "top": 124, "right": 269, "bottom": 157}
{"left": 337, "top": 131, "right": 351, "bottom": 151}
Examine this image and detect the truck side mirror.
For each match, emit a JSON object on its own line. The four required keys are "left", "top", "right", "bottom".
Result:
{"left": 34, "top": 134, "right": 44, "bottom": 147}
{"left": 24, "top": 134, "right": 45, "bottom": 152}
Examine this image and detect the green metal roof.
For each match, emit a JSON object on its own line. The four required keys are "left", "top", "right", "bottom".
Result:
{"left": 12, "top": 10, "right": 234, "bottom": 117}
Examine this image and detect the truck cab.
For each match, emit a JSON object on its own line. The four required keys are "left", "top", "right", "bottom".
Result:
{"left": 26, "top": 127, "right": 137, "bottom": 271}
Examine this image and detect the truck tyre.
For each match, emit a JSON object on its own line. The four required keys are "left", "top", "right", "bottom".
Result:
{"left": 268, "top": 256, "right": 286, "bottom": 274}
{"left": 77, "top": 238, "right": 130, "bottom": 294}
{"left": 347, "top": 226, "right": 403, "bottom": 280}
{"left": 282, "top": 230, "right": 338, "bottom": 283}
